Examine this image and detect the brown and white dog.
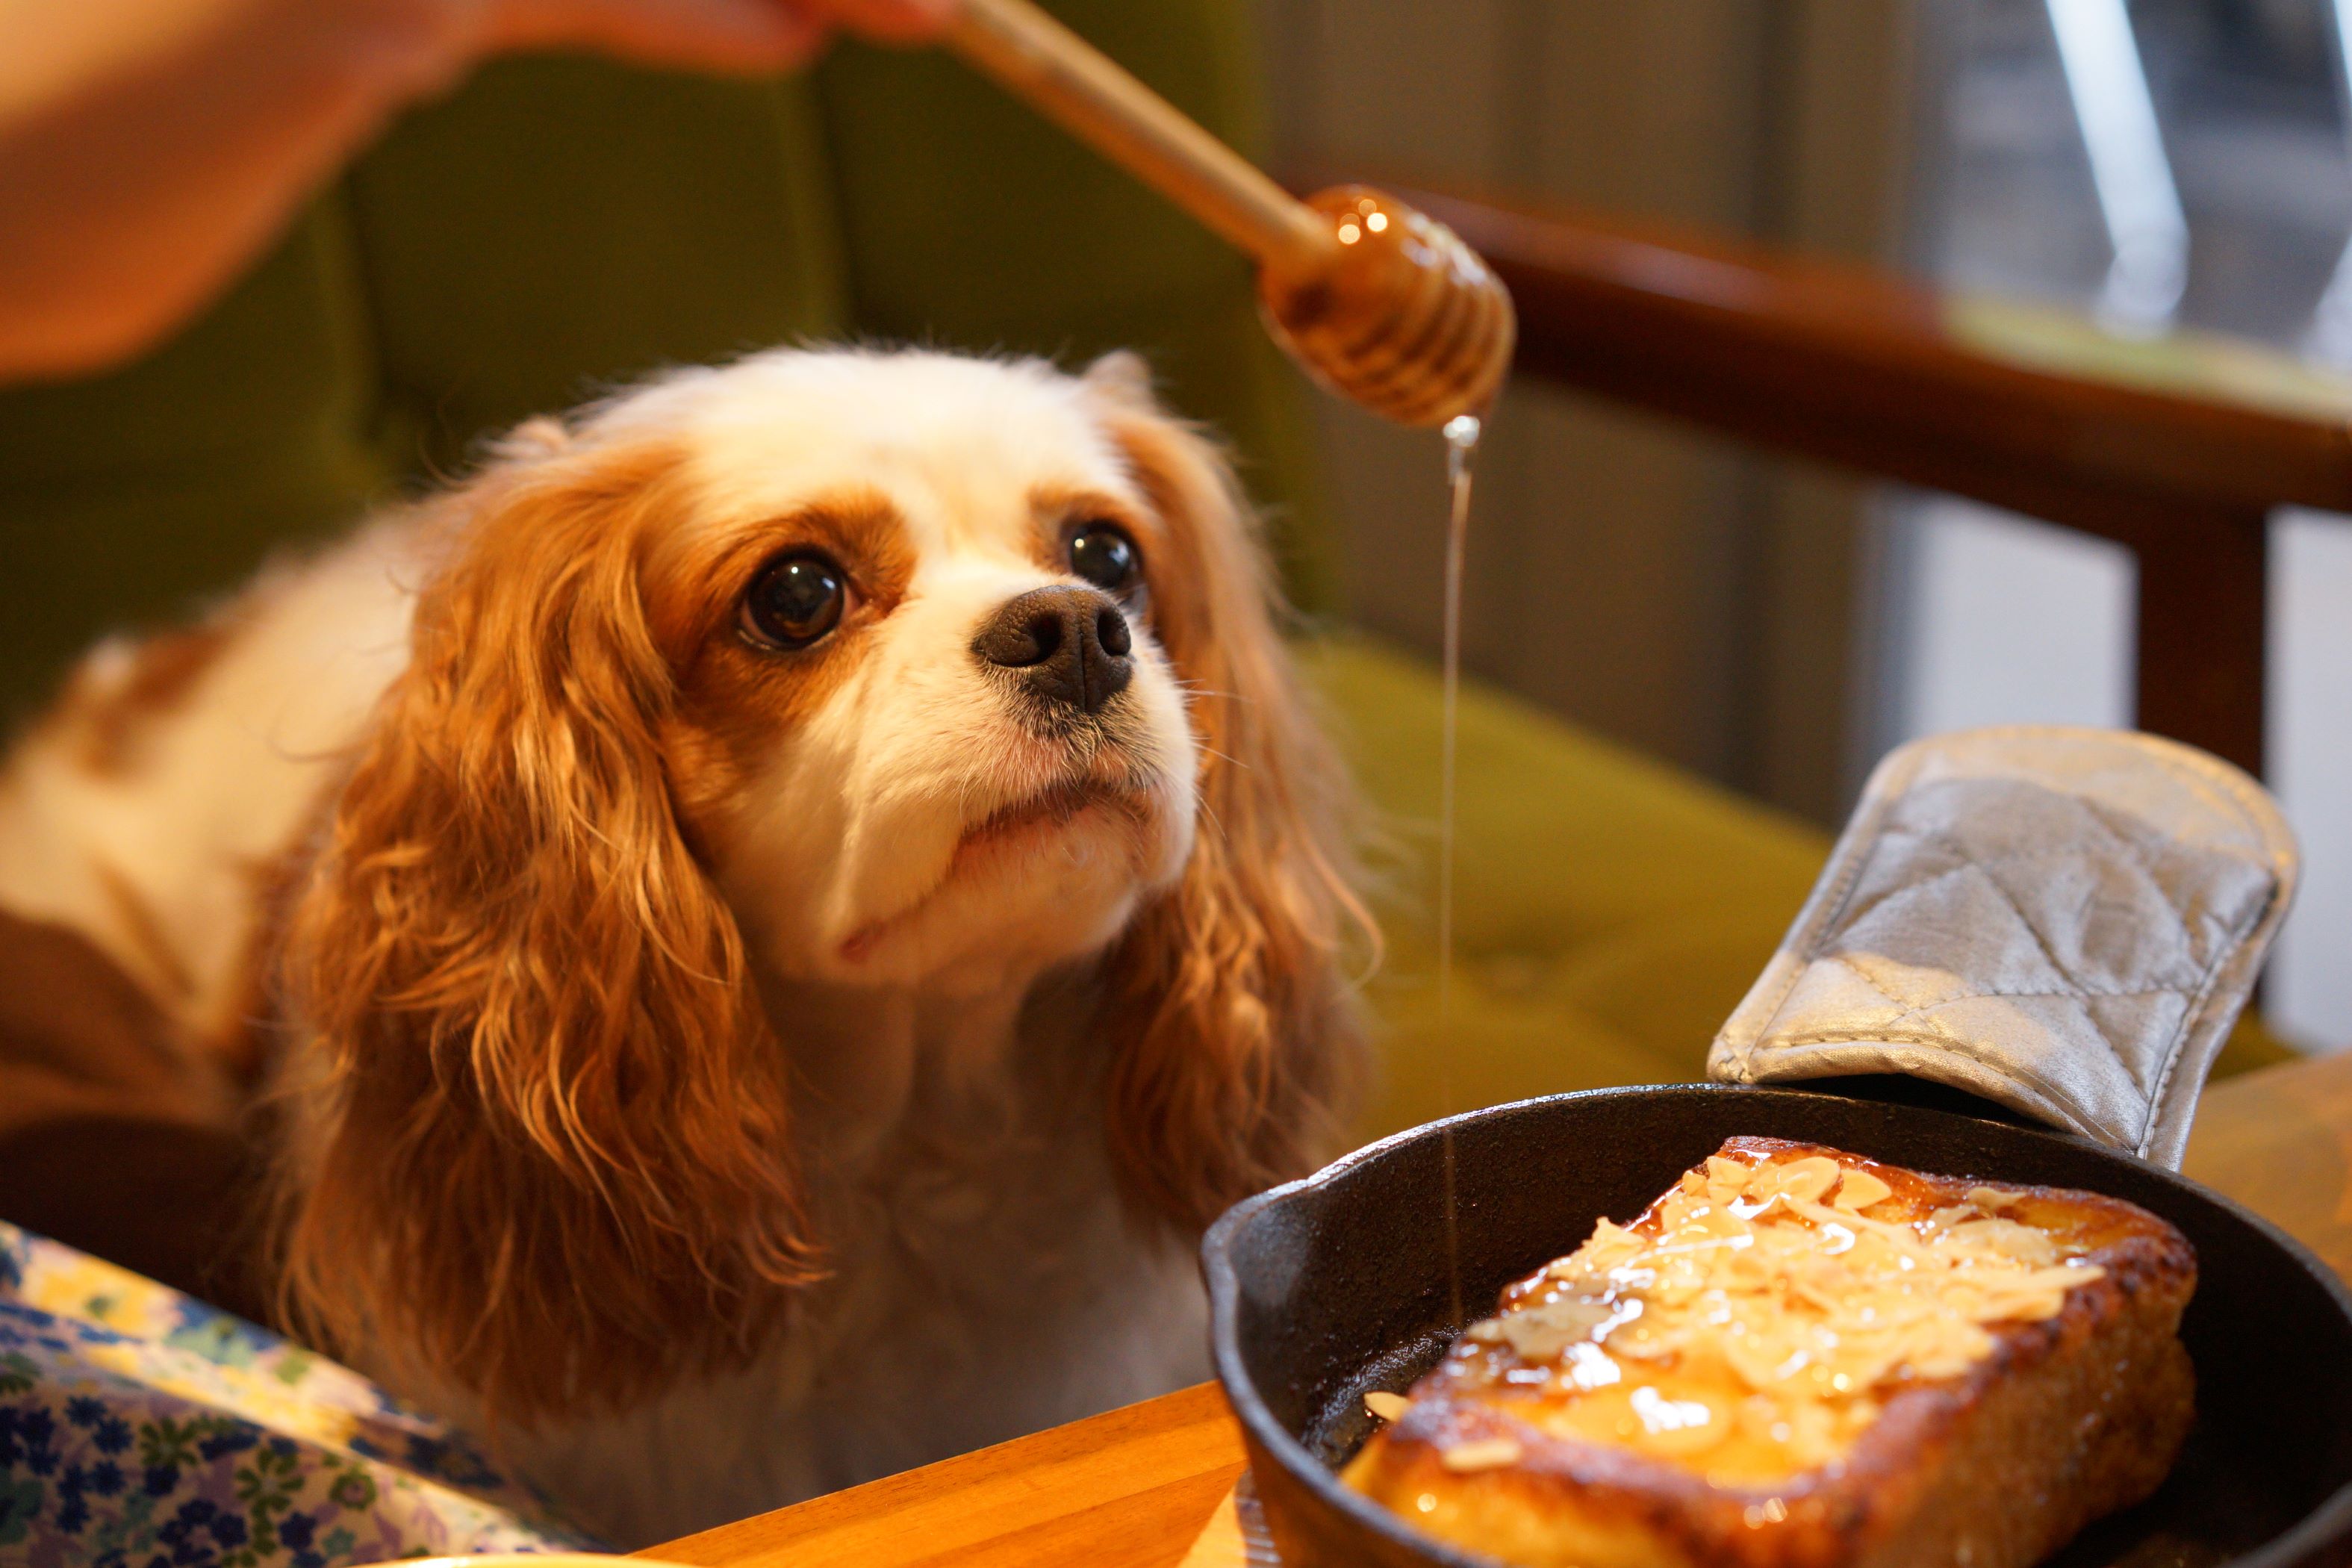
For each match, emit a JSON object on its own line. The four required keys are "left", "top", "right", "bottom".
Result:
{"left": 0, "top": 347, "right": 1367, "bottom": 1543}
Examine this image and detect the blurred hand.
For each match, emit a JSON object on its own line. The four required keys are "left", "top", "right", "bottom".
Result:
{"left": 0, "top": 0, "right": 960, "bottom": 382}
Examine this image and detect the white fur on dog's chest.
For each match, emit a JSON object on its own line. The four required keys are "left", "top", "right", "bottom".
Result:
{"left": 486, "top": 1131, "right": 1208, "bottom": 1546}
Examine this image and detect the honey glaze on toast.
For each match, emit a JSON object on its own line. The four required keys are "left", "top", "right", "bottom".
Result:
{"left": 1343, "top": 1138, "right": 2197, "bottom": 1568}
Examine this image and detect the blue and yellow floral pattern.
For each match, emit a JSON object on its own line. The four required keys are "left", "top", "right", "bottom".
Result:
{"left": 0, "top": 1222, "right": 595, "bottom": 1567}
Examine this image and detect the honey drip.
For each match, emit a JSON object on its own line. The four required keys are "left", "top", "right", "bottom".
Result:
{"left": 1437, "top": 412, "right": 1481, "bottom": 1327}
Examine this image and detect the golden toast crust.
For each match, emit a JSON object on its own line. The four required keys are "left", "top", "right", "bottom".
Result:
{"left": 1343, "top": 1138, "right": 2197, "bottom": 1568}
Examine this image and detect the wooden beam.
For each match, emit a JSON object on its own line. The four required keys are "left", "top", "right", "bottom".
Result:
{"left": 2132, "top": 505, "right": 2269, "bottom": 779}
{"left": 1400, "top": 185, "right": 2352, "bottom": 528}
{"left": 1372, "top": 182, "right": 2322, "bottom": 776}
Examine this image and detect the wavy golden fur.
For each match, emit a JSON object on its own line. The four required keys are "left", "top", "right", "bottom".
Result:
{"left": 273, "top": 444, "right": 822, "bottom": 1422}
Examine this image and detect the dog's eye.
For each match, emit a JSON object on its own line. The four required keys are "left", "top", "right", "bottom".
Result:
{"left": 742, "top": 552, "right": 847, "bottom": 650}
{"left": 1067, "top": 521, "right": 1140, "bottom": 594}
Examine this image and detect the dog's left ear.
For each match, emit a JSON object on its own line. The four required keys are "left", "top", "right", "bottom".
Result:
{"left": 1087, "top": 381, "right": 1373, "bottom": 1232}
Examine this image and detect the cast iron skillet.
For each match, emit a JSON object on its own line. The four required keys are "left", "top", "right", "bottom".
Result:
{"left": 1204, "top": 1080, "right": 2352, "bottom": 1568}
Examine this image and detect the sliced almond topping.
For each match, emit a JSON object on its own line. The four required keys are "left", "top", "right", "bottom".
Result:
{"left": 1440, "top": 1437, "right": 1525, "bottom": 1472}
{"left": 1496, "top": 1298, "right": 1613, "bottom": 1361}
{"left": 1364, "top": 1390, "right": 1412, "bottom": 1422}
{"left": 1767, "top": 1156, "right": 1842, "bottom": 1204}
{"left": 1832, "top": 1169, "right": 1893, "bottom": 1211}
{"left": 1442, "top": 1146, "right": 2106, "bottom": 1477}
{"left": 1705, "top": 1154, "right": 1752, "bottom": 1201}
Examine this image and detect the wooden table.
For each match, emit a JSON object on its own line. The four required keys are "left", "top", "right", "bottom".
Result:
{"left": 650, "top": 1051, "right": 2352, "bottom": 1568}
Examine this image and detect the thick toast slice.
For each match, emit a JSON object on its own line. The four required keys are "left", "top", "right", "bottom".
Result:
{"left": 1342, "top": 1138, "right": 2196, "bottom": 1568}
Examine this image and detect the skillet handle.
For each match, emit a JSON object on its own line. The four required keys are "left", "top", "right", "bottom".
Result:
{"left": 1708, "top": 727, "right": 2297, "bottom": 1171}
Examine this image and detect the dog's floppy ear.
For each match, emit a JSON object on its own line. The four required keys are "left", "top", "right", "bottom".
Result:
{"left": 1089, "top": 388, "right": 1373, "bottom": 1232}
{"left": 274, "top": 437, "right": 818, "bottom": 1422}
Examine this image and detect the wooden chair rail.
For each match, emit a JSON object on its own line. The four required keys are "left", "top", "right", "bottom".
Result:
{"left": 1386, "top": 183, "right": 2352, "bottom": 779}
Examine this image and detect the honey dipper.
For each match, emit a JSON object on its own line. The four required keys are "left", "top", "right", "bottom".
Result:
{"left": 944, "top": 0, "right": 1514, "bottom": 427}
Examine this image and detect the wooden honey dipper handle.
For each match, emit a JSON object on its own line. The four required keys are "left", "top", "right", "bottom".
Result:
{"left": 943, "top": 0, "right": 1515, "bottom": 426}
{"left": 945, "top": 0, "right": 1334, "bottom": 275}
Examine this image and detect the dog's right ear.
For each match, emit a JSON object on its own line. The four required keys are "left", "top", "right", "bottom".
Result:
{"left": 273, "top": 432, "right": 820, "bottom": 1424}
{"left": 1083, "top": 388, "right": 1372, "bottom": 1234}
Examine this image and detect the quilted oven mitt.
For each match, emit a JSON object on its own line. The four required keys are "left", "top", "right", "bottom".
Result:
{"left": 1709, "top": 727, "right": 2297, "bottom": 1172}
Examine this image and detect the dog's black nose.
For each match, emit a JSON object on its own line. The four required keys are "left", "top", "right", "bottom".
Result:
{"left": 973, "top": 586, "right": 1133, "bottom": 715}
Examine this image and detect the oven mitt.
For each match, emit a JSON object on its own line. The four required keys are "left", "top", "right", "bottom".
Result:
{"left": 1708, "top": 727, "right": 2297, "bottom": 1171}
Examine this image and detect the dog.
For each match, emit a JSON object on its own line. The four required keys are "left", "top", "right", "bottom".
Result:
{"left": 0, "top": 346, "right": 1368, "bottom": 1543}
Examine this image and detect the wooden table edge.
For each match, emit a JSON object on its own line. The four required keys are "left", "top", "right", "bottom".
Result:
{"left": 644, "top": 1379, "right": 1245, "bottom": 1568}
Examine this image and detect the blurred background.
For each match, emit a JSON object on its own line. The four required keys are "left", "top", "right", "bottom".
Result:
{"left": 1260, "top": 0, "right": 2352, "bottom": 1057}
